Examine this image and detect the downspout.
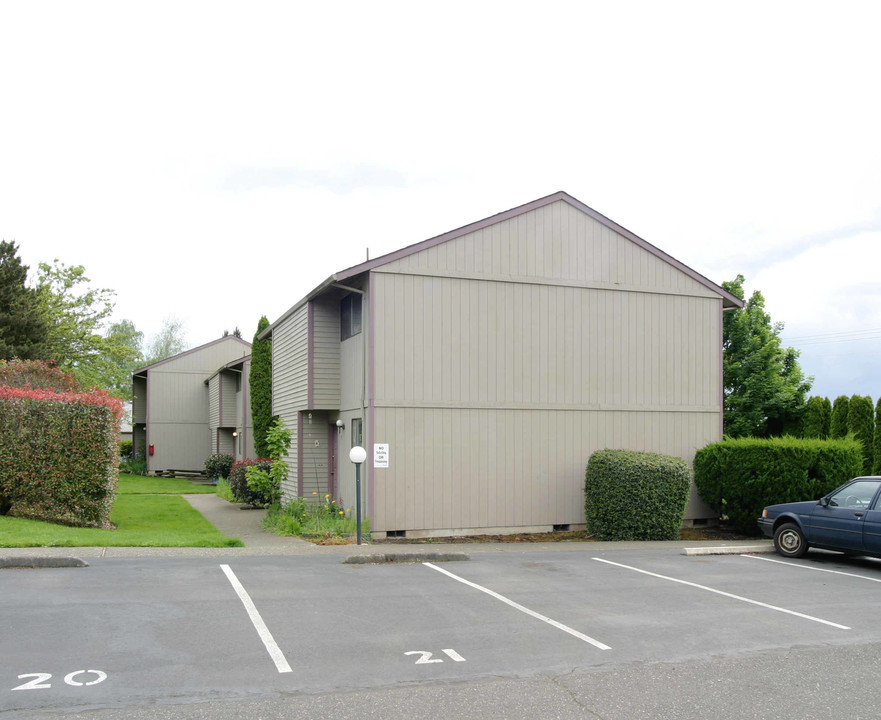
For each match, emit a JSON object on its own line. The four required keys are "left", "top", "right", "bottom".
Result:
{"left": 242, "top": 363, "right": 249, "bottom": 460}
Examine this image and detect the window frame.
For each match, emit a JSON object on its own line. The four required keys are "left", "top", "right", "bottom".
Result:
{"left": 341, "top": 293, "right": 362, "bottom": 341}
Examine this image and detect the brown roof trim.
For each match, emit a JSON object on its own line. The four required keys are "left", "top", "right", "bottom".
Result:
{"left": 335, "top": 191, "right": 742, "bottom": 309}
{"left": 132, "top": 336, "right": 252, "bottom": 376}
{"left": 259, "top": 276, "right": 337, "bottom": 340}
{"left": 204, "top": 354, "right": 252, "bottom": 384}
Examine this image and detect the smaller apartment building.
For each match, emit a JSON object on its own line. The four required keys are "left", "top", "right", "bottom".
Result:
{"left": 132, "top": 336, "right": 253, "bottom": 474}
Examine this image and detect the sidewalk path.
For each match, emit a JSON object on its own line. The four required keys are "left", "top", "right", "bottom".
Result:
{"left": 0, "top": 491, "right": 774, "bottom": 561}
{"left": 182, "top": 493, "right": 314, "bottom": 550}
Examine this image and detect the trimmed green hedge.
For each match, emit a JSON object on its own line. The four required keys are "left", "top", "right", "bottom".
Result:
{"left": 0, "top": 385, "right": 122, "bottom": 527}
{"left": 584, "top": 449, "right": 691, "bottom": 541}
{"left": 694, "top": 436, "right": 863, "bottom": 534}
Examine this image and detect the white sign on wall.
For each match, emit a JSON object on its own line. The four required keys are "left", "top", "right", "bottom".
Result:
{"left": 374, "top": 443, "right": 389, "bottom": 468}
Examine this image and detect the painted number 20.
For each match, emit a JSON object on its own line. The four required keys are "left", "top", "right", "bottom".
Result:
{"left": 13, "top": 670, "right": 107, "bottom": 691}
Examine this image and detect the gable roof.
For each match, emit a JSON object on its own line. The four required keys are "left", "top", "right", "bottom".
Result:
{"left": 204, "top": 354, "right": 252, "bottom": 385}
{"left": 262, "top": 191, "right": 742, "bottom": 338}
{"left": 132, "top": 335, "right": 251, "bottom": 376}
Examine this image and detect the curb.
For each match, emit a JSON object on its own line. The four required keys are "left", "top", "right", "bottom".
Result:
{"left": 0, "top": 556, "right": 89, "bottom": 569}
{"left": 682, "top": 544, "right": 774, "bottom": 556}
{"left": 343, "top": 553, "right": 470, "bottom": 564}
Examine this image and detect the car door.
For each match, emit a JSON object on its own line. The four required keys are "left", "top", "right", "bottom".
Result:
{"left": 861, "top": 485, "right": 881, "bottom": 555}
{"left": 807, "top": 480, "right": 881, "bottom": 552}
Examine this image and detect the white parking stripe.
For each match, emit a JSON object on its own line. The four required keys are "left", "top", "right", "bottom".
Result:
{"left": 220, "top": 564, "right": 293, "bottom": 673}
{"left": 423, "top": 562, "right": 611, "bottom": 650}
{"left": 593, "top": 558, "right": 850, "bottom": 630}
{"left": 742, "top": 553, "right": 881, "bottom": 583}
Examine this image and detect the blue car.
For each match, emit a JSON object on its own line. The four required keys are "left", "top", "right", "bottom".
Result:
{"left": 758, "top": 476, "right": 881, "bottom": 558}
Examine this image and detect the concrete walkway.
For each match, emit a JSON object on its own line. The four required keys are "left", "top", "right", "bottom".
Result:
{"left": 182, "top": 493, "right": 314, "bottom": 549}
{"left": 0, "top": 492, "right": 774, "bottom": 563}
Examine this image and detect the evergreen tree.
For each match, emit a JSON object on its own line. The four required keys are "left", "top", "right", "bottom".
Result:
{"left": 249, "top": 315, "right": 273, "bottom": 458}
{"left": 0, "top": 240, "right": 50, "bottom": 360}
{"left": 848, "top": 395, "right": 874, "bottom": 475}
{"left": 802, "top": 396, "right": 831, "bottom": 438}
{"left": 722, "top": 275, "right": 812, "bottom": 437}
{"left": 873, "top": 398, "right": 881, "bottom": 475}
{"left": 830, "top": 395, "right": 850, "bottom": 439}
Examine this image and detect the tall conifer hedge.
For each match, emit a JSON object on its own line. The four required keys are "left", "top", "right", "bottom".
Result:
{"left": 250, "top": 315, "right": 273, "bottom": 459}
{"left": 830, "top": 395, "right": 850, "bottom": 439}
{"left": 848, "top": 395, "right": 874, "bottom": 475}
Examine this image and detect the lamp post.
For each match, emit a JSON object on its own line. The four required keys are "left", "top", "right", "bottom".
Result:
{"left": 349, "top": 446, "right": 367, "bottom": 545}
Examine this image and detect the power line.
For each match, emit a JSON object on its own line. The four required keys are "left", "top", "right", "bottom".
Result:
{"left": 781, "top": 327, "right": 881, "bottom": 345}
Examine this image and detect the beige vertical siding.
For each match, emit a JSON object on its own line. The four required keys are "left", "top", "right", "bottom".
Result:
{"left": 207, "top": 376, "right": 220, "bottom": 429}
{"left": 140, "top": 337, "right": 250, "bottom": 472}
{"left": 272, "top": 305, "right": 308, "bottom": 489}
{"left": 132, "top": 377, "right": 147, "bottom": 423}
{"left": 366, "top": 200, "right": 724, "bottom": 533}
{"left": 373, "top": 276, "right": 720, "bottom": 411}
{"left": 380, "top": 200, "right": 718, "bottom": 300}
{"left": 300, "top": 410, "right": 330, "bottom": 497}
{"left": 372, "top": 407, "right": 721, "bottom": 531}
{"left": 272, "top": 305, "right": 309, "bottom": 419}
{"left": 219, "top": 373, "right": 237, "bottom": 426}
{"left": 311, "top": 297, "right": 341, "bottom": 409}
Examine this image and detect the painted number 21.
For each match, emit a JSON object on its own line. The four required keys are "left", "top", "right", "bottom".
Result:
{"left": 13, "top": 670, "right": 107, "bottom": 691}
{"left": 405, "top": 649, "right": 466, "bottom": 664}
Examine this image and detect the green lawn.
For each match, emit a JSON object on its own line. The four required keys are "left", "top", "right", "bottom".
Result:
{"left": 118, "top": 473, "right": 218, "bottom": 495}
{"left": 0, "top": 475, "right": 241, "bottom": 548}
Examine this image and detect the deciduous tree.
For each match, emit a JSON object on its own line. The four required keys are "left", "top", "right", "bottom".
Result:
{"left": 34, "top": 259, "right": 141, "bottom": 393}
{"left": 145, "top": 317, "right": 187, "bottom": 364}
{"left": 722, "top": 275, "right": 812, "bottom": 437}
{"left": 103, "top": 319, "right": 144, "bottom": 399}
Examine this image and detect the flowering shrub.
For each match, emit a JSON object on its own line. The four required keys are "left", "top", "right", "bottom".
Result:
{"left": 228, "top": 458, "right": 273, "bottom": 506}
{"left": 0, "top": 384, "right": 123, "bottom": 527}
{"left": 245, "top": 419, "right": 291, "bottom": 508}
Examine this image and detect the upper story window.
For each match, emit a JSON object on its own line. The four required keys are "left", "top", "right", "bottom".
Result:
{"left": 341, "top": 293, "right": 362, "bottom": 341}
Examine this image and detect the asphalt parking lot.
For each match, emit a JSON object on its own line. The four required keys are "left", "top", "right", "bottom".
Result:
{"left": 4, "top": 545, "right": 881, "bottom": 719}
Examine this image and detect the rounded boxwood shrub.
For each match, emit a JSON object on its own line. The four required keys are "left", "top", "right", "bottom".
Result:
{"left": 585, "top": 449, "right": 691, "bottom": 541}
{"left": 204, "top": 453, "right": 234, "bottom": 481}
{"left": 229, "top": 458, "right": 273, "bottom": 506}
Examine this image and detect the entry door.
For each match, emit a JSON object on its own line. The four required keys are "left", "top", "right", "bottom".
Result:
{"left": 328, "top": 425, "right": 338, "bottom": 499}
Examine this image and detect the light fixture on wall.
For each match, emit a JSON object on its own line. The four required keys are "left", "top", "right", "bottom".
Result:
{"left": 232, "top": 431, "right": 238, "bottom": 438}
{"left": 335, "top": 419, "right": 345, "bottom": 430}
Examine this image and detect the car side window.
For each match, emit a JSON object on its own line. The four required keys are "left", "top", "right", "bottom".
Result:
{"left": 829, "top": 481, "right": 881, "bottom": 509}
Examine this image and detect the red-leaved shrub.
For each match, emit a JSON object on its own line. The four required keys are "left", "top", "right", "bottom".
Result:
{"left": 228, "top": 458, "right": 273, "bottom": 507}
{"left": 0, "top": 359, "right": 82, "bottom": 392}
{"left": 0, "top": 385, "right": 123, "bottom": 527}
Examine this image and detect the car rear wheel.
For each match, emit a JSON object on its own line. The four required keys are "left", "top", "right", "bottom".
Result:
{"left": 774, "top": 522, "right": 808, "bottom": 558}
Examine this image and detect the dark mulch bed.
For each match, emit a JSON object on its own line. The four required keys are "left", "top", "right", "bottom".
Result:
{"left": 374, "top": 525, "right": 757, "bottom": 544}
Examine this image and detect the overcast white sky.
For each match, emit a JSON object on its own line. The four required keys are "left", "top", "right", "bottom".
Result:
{"left": 2, "top": 1, "right": 879, "bottom": 401}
